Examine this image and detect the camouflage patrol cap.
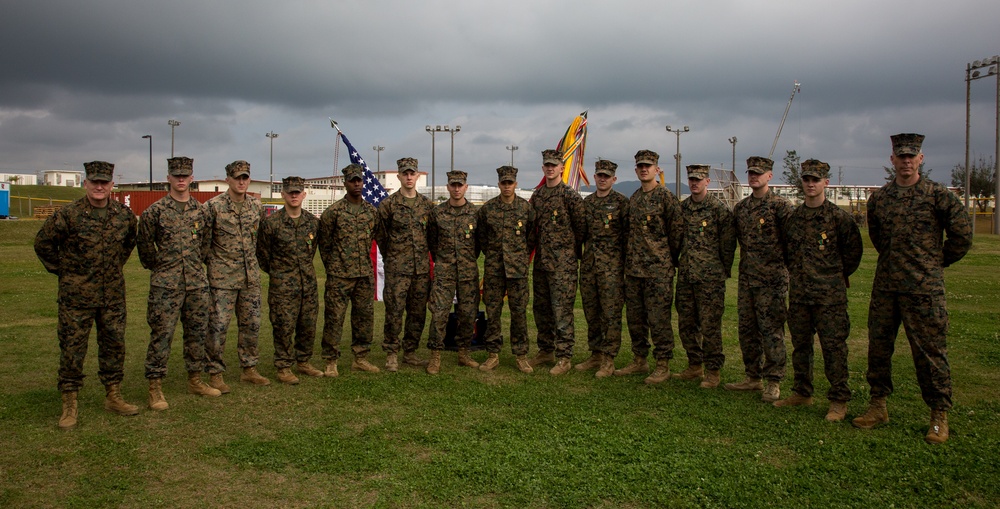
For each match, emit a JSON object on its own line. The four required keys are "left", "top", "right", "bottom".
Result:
{"left": 282, "top": 176, "right": 305, "bottom": 193}
{"left": 167, "top": 156, "right": 194, "bottom": 176}
{"left": 83, "top": 161, "right": 114, "bottom": 182}
{"left": 686, "top": 164, "right": 711, "bottom": 180}
{"left": 447, "top": 170, "right": 468, "bottom": 185}
{"left": 496, "top": 166, "right": 518, "bottom": 183}
{"left": 397, "top": 157, "right": 418, "bottom": 173}
{"left": 891, "top": 133, "right": 925, "bottom": 156}
{"left": 746, "top": 156, "right": 774, "bottom": 174}
{"left": 800, "top": 159, "right": 831, "bottom": 179}
{"left": 342, "top": 163, "right": 364, "bottom": 181}
{"left": 542, "top": 149, "right": 563, "bottom": 166}
{"left": 225, "top": 160, "right": 251, "bottom": 178}
{"left": 595, "top": 159, "right": 618, "bottom": 176}
{"left": 635, "top": 150, "right": 659, "bottom": 166}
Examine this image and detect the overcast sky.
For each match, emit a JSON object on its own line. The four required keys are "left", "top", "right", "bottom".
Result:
{"left": 3, "top": 0, "right": 999, "bottom": 188}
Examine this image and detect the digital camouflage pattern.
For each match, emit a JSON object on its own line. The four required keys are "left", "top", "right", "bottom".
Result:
{"left": 144, "top": 285, "right": 211, "bottom": 378}
{"left": 428, "top": 200, "right": 480, "bottom": 350}
{"left": 625, "top": 185, "right": 684, "bottom": 278}
{"left": 477, "top": 195, "right": 536, "bottom": 355}
{"left": 732, "top": 190, "right": 792, "bottom": 287}
{"left": 35, "top": 197, "right": 137, "bottom": 391}
{"left": 866, "top": 176, "right": 972, "bottom": 410}
{"left": 204, "top": 192, "right": 263, "bottom": 373}
{"left": 319, "top": 198, "right": 378, "bottom": 359}
{"left": 257, "top": 208, "right": 321, "bottom": 368}
{"left": 625, "top": 275, "right": 676, "bottom": 361}
{"left": 533, "top": 268, "right": 580, "bottom": 358}
{"left": 787, "top": 302, "right": 851, "bottom": 402}
{"left": 675, "top": 193, "right": 735, "bottom": 370}
{"left": 735, "top": 281, "right": 787, "bottom": 381}
{"left": 580, "top": 190, "right": 629, "bottom": 357}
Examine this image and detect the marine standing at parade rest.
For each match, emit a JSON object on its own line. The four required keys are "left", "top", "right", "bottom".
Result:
{"left": 426, "top": 170, "right": 481, "bottom": 374}
{"left": 673, "top": 164, "right": 736, "bottom": 389}
{"left": 318, "top": 163, "right": 381, "bottom": 376}
{"left": 726, "top": 156, "right": 792, "bottom": 402}
{"left": 257, "top": 176, "right": 324, "bottom": 385}
{"left": 853, "top": 133, "right": 972, "bottom": 444}
{"left": 577, "top": 159, "right": 629, "bottom": 378}
{"left": 204, "top": 160, "right": 270, "bottom": 391}
{"left": 138, "top": 156, "right": 222, "bottom": 410}
{"left": 476, "top": 165, "right": 537, "bottom": 373}
{"left": 617, "top": 150, "right": 685, "bottom": 384}
{"left": 528, "top": 149, "right": 586, "bottom": 375}
{"left": 34, "top": 161, "right": 139, "bottom": 429}
{"left": 774, "top": 159, "right": 862, "bottom": 421}
{"left": 375, "top": 157, "right": 434, "bottom": 371}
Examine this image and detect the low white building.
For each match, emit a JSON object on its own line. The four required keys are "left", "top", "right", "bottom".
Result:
{"left": 41, "top": 170, "right": 83, "bottom": 187}
{"left": 0, "top": 173, "right": 38, "bottom": 185}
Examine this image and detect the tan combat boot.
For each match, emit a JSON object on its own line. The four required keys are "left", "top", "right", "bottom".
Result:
{"left": 209, "top": 373, "right": 231, "bottom": 394}
{"left": 724, "top": 377, "right": 763, "bottom": 391}
{"left": 104, "top": 383, "right": 139, "bottom": 416}
{"left": 240, "top": 367, "right": 271, "bottom": 385}
{"left": 297, "top": 362, "right": 325, "bottom": 377}
{"left": 774, "top": 393, "right": 814, "bottom": 407}
{"left": 352, "top": 356, "right": 381, "bottom": 373}
{"left": 925, "top": 409, "right": 949, "bottom": 444}
{"left": 457, "top": 348, "right": 480, "bottom": 368}
{"left": 700, "top": 370, "right": 721, "bottom": 388}
{"left": 59, "top": 391, "right": 78, "bottom": 429}
{"left": 851, "top": 397, "right": 889, "bottom": 429}
{"left": 324, "top": 360, "right": 339, "bottom": 377}
{"left": 672, "top": 364, "right": 704, "bottom": 381}
{"left": 188, "top": 372, "right": 223, "bottom": 397}
{"left": 644, "top": 359, "right": 671, "bottom": 385}
{"left": 574, "top": 352, "right": 603, "bottom": 371}
{"left": 148, "top": 378, "right": 169, "bottom": 411}
{"left": 761, "top": 381, "right": 781, "bottom": 403}
{"left": 276, "top": 368, "right": 300, "bottom": 385}
{"left": 515, "top": 355, "right": 534, "bottom": 373}
{"left": 614, "top": 357, "right": 649, "bottom": 376}
{"left": 385, "top": 353, "right": 399, "bottom": 373}
{"left": 403, "top": 350, "right": 428, "bottom": 367}
{"left": 550, "top": 358, "right": 572, "bottom": 376}
{"left": 479, "top": 353, "right": 500, "bottom": 371}
{"left": 426, "top": 350, "right": 442, "bottom": 375}
{"left": 826, "top": 401, "right": 848, "bottom": 422}
{"left": 595, "top": 356, "right": 615, "bottom": 378}
{"left": 528, "top": 350, "right": 555, "bottom": 367}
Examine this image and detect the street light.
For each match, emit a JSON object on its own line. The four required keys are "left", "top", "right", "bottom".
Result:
{"left": 372, "top": 145, "right": 385, "bottom": 172}
{"left": 441, "top": 126, "right": 461, "bottom": 175}
{"left": 167, "top": 119, "right": 180, "bottom": 157}
{"left": 141, "top": 135, "right": 152, "bottom": 191}
{"left": 965, "top": 54, "right": 1000, "bottom": 233}
{"left": 666, "top": 125, "right": 690, "bottom": 196}
{"left": 506, "top": 145, "right": 518, "bottom": 166}
{"left": 728, "top": 137, "right": 737, "bottom": 176}
{"left": 266, "top": 131, "right": 279, "bottom": 199}
{"left": 425, "top": 125, "right": 442, "bottom": 201}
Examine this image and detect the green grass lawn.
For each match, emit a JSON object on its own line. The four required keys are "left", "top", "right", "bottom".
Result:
{"left": 1, "top": 218, "right": 998, "bottom": 508}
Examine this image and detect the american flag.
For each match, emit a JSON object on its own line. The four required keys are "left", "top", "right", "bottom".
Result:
{"left": 339, "top": 131, "right": 388, "bottom": 299}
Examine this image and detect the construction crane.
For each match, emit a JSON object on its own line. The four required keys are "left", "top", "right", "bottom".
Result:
{"left": 768, "top": 81, "right": 801, "bottom": 159}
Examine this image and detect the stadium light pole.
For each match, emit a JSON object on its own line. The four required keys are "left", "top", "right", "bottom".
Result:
{"left": 142, "top": 135, "right": 152, "bottom": 191}
{"left": 372, "top": 145, "right": 385, "bottom": 172}
{"left": 506, "top": 145, "right": 518, "bottom": 166}
{"left": 266, "top": 131, "right": 279, "bottom": 199}
{"left": 965, "top": 55, "right": 1000, "bottom": 233}
{"left": 425, "top": 125, "right": 442, "bottom": 201}
{"left": 729, "top": 137, "right": 737, "bottom": 175}
{"left": 666, "top": 125, "right": 690, "bottom": 196}
{"left": 167, "top": 119, "right": 180, "bottom": 157}
{"left": 442, "top": 125, "right": 461, "bottom": 174}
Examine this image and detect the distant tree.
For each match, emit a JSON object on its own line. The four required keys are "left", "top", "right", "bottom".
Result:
{"left": 884, "top": 162, "right": 932, "bottom": 182}
{"left": 780, "top": 150, "right": 803, "bottom": 196}
{"left": 950, "top": 155, "right": 996, "bottom": 212}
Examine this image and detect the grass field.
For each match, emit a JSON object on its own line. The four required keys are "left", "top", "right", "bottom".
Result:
{"left": 0, "top": 217, "right": 998, "bottom": 508}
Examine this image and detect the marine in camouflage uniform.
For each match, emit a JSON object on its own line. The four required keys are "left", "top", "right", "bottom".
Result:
{"left": 619, "top": 150, "right": 685, "bottom": 384}
{"left": 775, "top": 159, "right": 863, "bottom": 421}
{"left": 375, "top": 157, "right": 433, "bottom": 370}
{"left": 426, "top": 170, "right": 481, "bottom": 374}
{"left": 318, "top": 164, "right": 380, "bottom": 374}
{"left": 577, "top": 159, "right": 629, "bottom": 378}
{"left": 854, "top": 134, "right": 973, "bottom": 444}
{"left": 204, "top": 160, "right": 269, "bottom": 389}
{"left": 476, "top": 165, "right": 537, "bottom": 372}
{"left": 138, "top": 156, "right": 221, "bottom": 409}
{"left": 34, "top": 161, "right": 139, "bottom": 428}
{"left": 673, "top": 164, "right": 736, "bottom": 388}
{"left": 727, "top": 156, "right": 792, "bottom": 402}
{"left": 257, "top": 176, "right": 323, "bottom": 384}
{"left": 529, "top": 149, "right": 586, "bottom": 375}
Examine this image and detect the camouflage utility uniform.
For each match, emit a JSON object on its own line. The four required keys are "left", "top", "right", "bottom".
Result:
{"left": 428, "top": 200, "right": 481, "bottom": 350}
{"left": 258, "top": 208, "right": 320, "bottom": 369}
{"left": 580, "top": 189, "right": 629, "bottom": 359}
{"left": 34, "top": 196, "right": 137, "bottom": 392}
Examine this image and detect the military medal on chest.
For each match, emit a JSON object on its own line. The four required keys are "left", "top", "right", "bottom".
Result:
{"left": 644, "top": 214, "right": 650, "bottom": 230}
{"left": 552, "top": 209, "right": 558, "bottom": 223}
{"left": 466, "top": 223, "right": 474, "bottom": 239}
{"left": 308, "top": 232, "right": 314, "bottom": 249}
{"left": 700, "top": 220, "right": 707, "bottom": 235}
{"left": 605, "top": 213, "right": 611, "bottom": 229}
{"left": 192, "top": 221, "right": 199, "bottom": 239}
{"left": 819, "top": 231, "right": 827, "bottom": 251}
{"left": 515, "top": 220, "right": 522, "bottom": 236}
